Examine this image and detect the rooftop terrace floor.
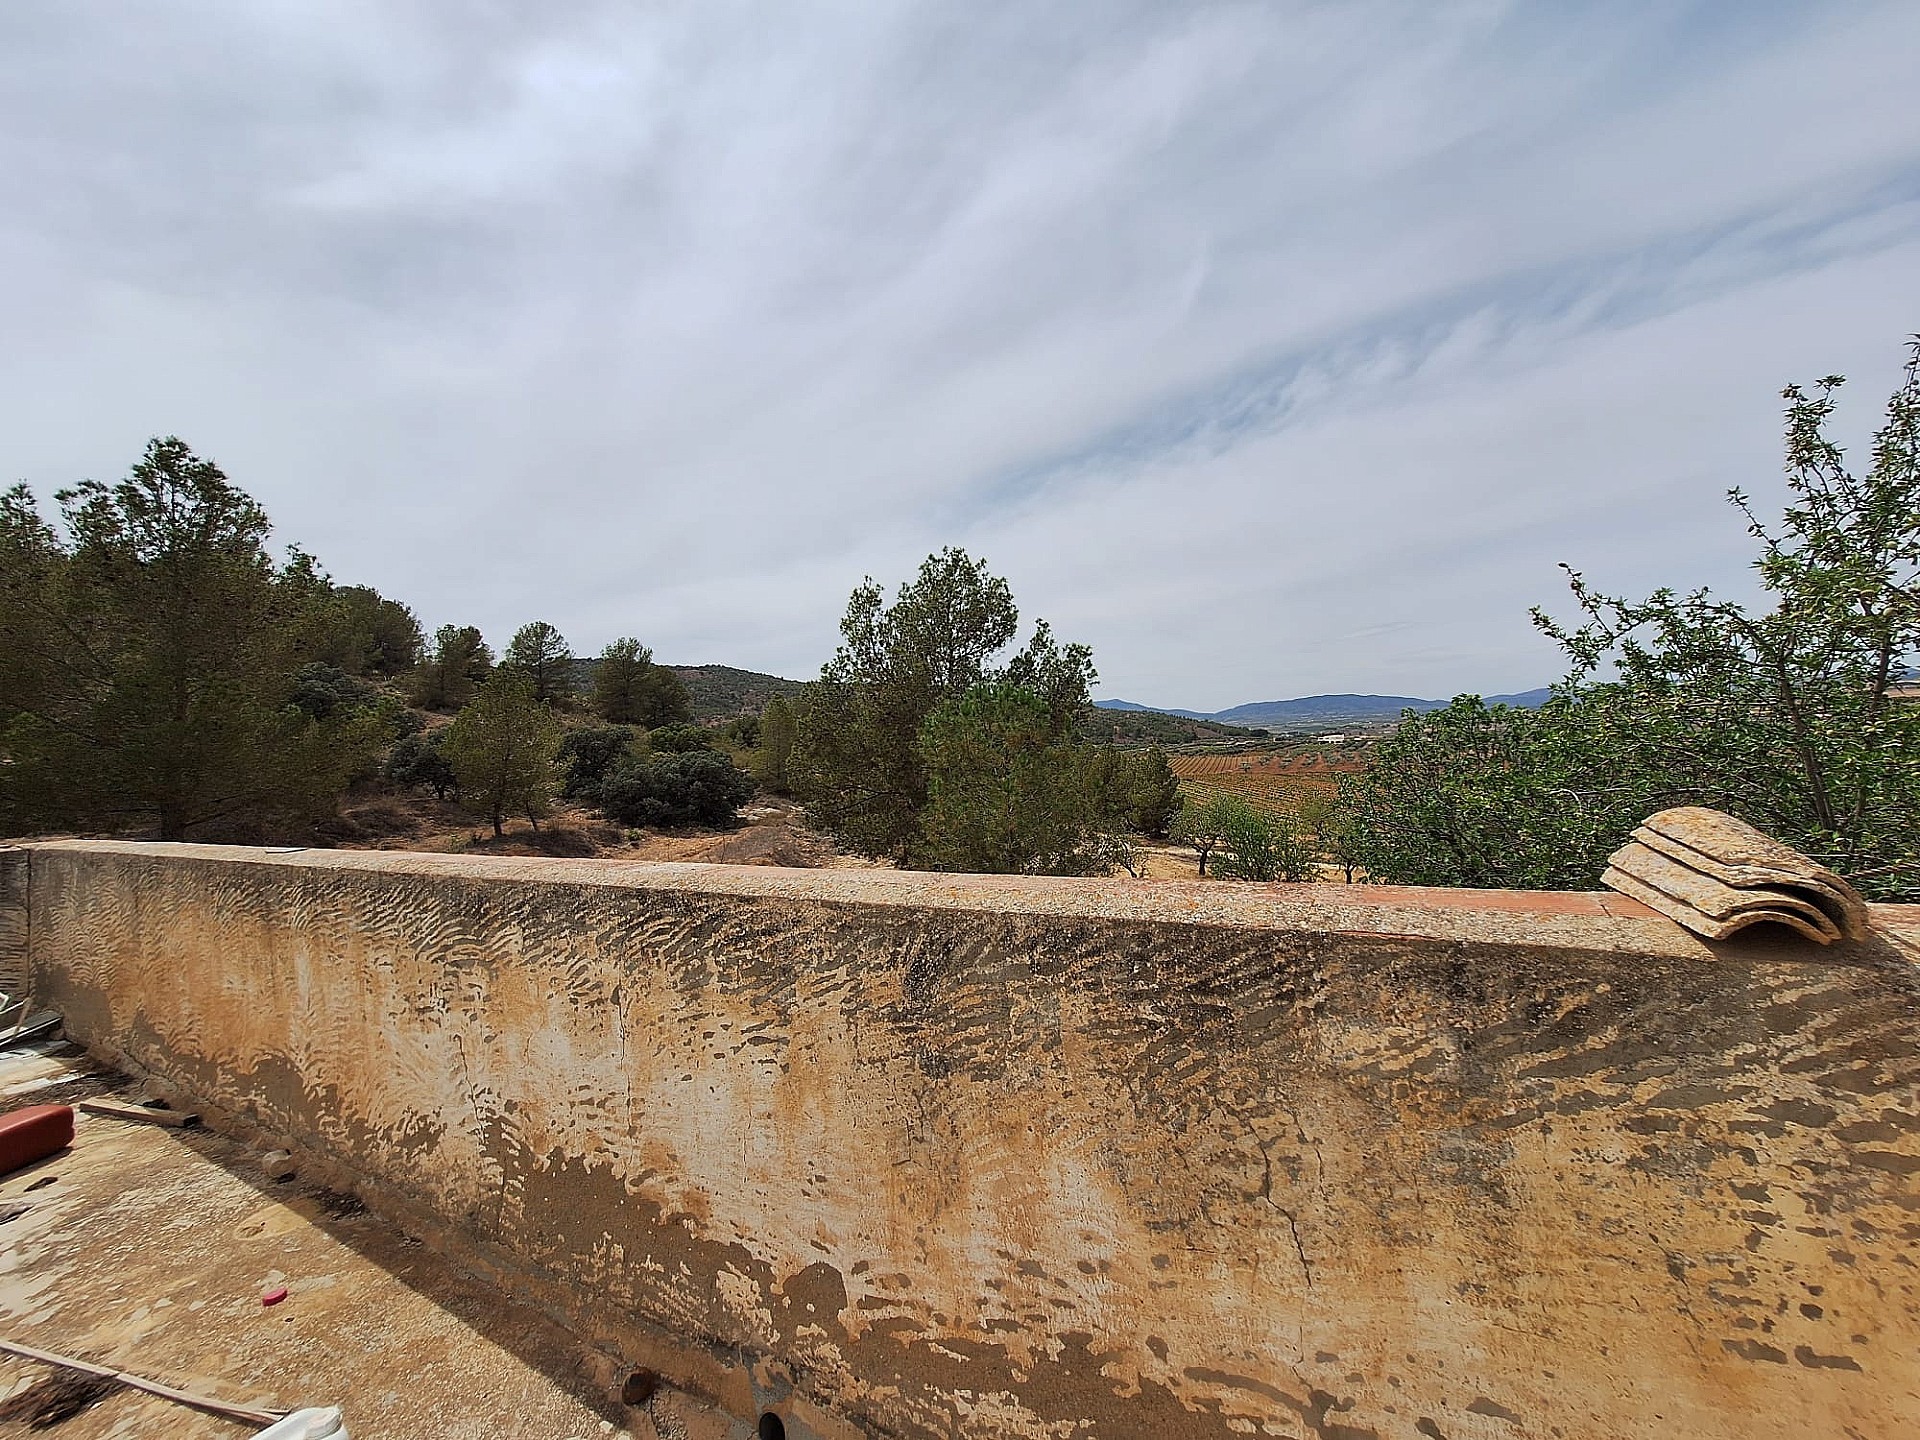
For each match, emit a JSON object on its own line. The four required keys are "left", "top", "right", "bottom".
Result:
{"left": 0, "top": 1042, "right": 722, "bottom": 1440}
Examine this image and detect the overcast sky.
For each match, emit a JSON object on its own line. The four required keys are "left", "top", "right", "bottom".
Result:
{"left": 4, "top": 3, "right": 1917, "bottom": 709}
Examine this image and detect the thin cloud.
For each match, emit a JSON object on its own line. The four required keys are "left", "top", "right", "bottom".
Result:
{"left": 1, "top": 2, "right": 1915, "bottom": 709}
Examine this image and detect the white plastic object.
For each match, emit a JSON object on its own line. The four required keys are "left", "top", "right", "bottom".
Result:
{"left": 253, "top": 1407, "right": 349, "bottom": 1439}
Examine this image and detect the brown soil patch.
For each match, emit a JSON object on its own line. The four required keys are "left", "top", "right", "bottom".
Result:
{"left": 326, "top": 791, "right": 878, "bottom": 869}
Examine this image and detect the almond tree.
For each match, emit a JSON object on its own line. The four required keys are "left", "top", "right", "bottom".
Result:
{"left": 1534, "top": 338, "right": 1920, "bottom": 896}
{"left": 1347, "top": 338, "right": 1920, "bottom": 899}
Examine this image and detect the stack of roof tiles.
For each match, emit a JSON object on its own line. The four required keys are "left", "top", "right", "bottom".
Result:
{"left": 1603, "top": 806, "right": 1869, "bottom": 945}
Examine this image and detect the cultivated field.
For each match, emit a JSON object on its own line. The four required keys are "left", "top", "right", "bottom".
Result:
{"left": 1167, "top": 748, "right": 1364, "bottom": 820}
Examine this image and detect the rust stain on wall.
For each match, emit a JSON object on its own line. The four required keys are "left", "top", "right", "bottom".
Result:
{"left": 12, "top": 842, "right": 1920, "bottom": 1438}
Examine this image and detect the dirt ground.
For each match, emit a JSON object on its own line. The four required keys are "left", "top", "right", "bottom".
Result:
{"left": 324, "top": 790, "right": 1364, "bottom": 885}
{"left": 1127, "top": 842, "right": 1356, "bottom": 884}
{"left": 324, "top": 791, "right": 880, "bottom": 870}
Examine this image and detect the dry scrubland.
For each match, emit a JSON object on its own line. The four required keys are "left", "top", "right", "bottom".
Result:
{"left": 324, "top": 791, "right": 876, "bottom": 869}
{"left": 314, "top": 741, "right": 1373, "bottom": 882}
{"left": 314, "top": 742, "right": 1371, "bottom": 880}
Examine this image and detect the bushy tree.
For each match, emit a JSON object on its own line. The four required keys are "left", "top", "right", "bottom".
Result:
{"left": 411, "top": 624, "right": 493, "bottom": 711}
{"left": 0, "top": 438, "right": 385, "bottom": 839}
{"left": 756, "top": 693, "right": 798, "bottom": 794}
{"left": 503, "top": 620, "right": 574, "bottom": 706}
{"left": 1337, "top": 696, "right": 1642, "bottom": 889}
{"left": 592, "top": 638, "right": 693, "bottom": 727}
{"left": 557, "top": 724, "right": 640, "bottom": 800}
{"left": 384, "top": 728, "right": 458, "bottom": 801}
{"left": 443, "top": 673, "right": 563, "bottom": 837}
{"left": 289, "top": 663, "right": 376, "bottom": 721}
{"left": 792, "top": 549, "right": 1096, "bottom": 863}
{"left": 1204, "top": 793, "right": 1318, "bottom": 882}
{"left": 1124, "top": 747, "right": 1181, "bottom": 838}
{"left": 598, "top": 750, "right": 757, "bottom": 828}
{"left": 318, "top": 585, "right": 422, "bottom": 676}
{"left": 1349, "top": 338, "right": 1920, "bottom": 898}
{"left": 1535, "top": 344, "right": 1920, "bottom": 896}
{"left": 649, "top": 723, "right": 716, "bottom": 753}
{"left": 916, "top": 684, "right": 1125, "bottom": 875}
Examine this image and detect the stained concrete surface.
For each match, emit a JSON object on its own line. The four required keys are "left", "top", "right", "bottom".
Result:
{"left": 0, "top": 1041, "right": 726, "bottom": 1440}
{"left": 15, "top": 842, "right": 1920, "bottom": 1439}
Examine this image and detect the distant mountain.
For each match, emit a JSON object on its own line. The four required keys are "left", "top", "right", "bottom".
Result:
{"left": 1209, "top": 694, "right": 1438, "bottom": 727}
{"left": 1483, "top": 687, "right": 1554, "bottom": 708}
{"left": 1078, "top": 708, "right": 1268, "bottom": 746}
{"left": 1092, "top": 698, "right": 1216, "bottom": 722}
{"left": 1096, "top": 687, "right": 1553, "bottom": 731}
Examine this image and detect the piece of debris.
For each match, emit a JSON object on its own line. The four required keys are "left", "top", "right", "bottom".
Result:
{"left": 0, "top": 1011, "right": 63, "bottom": 1049}
{"left": 77, "top": 1097, "right": 200, "bottom": 1129}
{"left": 0, "top": 1105, "right": 74, "bottom": 1177}
{"left": 262, "top": 1285, "right": 290, "bottom": 1307}
{"left": 252, "top": 1404, "right": 349, "bottom": 1439}
{"left": 0, "top": 1337, "right": 285, "bottom": 1427}
{"left": 262, "top": 1150, "right": 297, "bottom": 1181}
{"left": 0, "top": 1365, "right": 116, "bottom": 1428}
{"left": 1604, "top": 806, "right": 1870, "bottom": 943}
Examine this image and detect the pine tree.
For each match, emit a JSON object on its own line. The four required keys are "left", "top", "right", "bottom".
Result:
{"left": 503, "top": 620, "right": 574, "bottom": 706}
{"left": 443, "top": 673, "right": 563, "bottom": 838}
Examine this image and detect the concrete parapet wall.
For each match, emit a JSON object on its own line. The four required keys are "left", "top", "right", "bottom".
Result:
{"left": 0, "top": 847, "right": 28, "bottom": 1008}
{"left": 13, "top": 840, "right": 1920, "bottom": 1439}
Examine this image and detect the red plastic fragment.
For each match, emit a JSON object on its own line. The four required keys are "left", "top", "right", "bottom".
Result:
{"left": 260, "top": 1286, "right": 289, "bottom": 1307}
{"left": 0, "top": 1105, "right": 75, "bottom": 1177}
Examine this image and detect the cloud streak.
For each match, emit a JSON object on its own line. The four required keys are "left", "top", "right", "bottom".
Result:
{"left": 3, "top": 1, "right": 1916, "bottom": 709}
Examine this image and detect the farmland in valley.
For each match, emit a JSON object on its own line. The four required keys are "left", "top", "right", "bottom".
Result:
{"left": 1167, "top": 747, "right": 1367, "bottom": 820}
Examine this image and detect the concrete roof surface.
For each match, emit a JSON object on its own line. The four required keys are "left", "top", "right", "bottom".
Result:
{"left": 0, "top": 1042, "right": 716, "bottom": 1440}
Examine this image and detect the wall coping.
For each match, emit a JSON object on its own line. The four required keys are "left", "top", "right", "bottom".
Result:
{"left": 16, "top": 839, "right": 1919, "bottom": 965}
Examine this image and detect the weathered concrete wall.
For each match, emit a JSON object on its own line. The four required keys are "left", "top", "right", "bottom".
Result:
{"left": 14, "top": 840, "right": 1920, "bottom": 1440}
{"left": 0, "top": 848, "right": 27, "bottom": 1007}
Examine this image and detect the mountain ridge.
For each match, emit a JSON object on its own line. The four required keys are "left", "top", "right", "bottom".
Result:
{"left": 1095, "top": 688, "right": 1554, "bottom": 728}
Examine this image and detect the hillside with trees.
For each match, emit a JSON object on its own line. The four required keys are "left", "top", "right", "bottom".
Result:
{"left": 671, "top": 665, "right": 807, "bottom": 722}
{"left": 0, "top": 438, "right": 764, "bottom": 852}
{"left": 1076, "top": 707, "right": 1268, "bottom": 747}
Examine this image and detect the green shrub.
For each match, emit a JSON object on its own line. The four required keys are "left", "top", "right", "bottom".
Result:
{"left": 557, "top": 724, "right": 640, "bottom": 800}
{"left": 598, "top": 750, "right": 757, "bottom": 827}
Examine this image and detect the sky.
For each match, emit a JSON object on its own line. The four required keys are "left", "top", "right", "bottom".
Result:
{"left": 3, "top": 3, "right": 1917, "bottom": 711}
